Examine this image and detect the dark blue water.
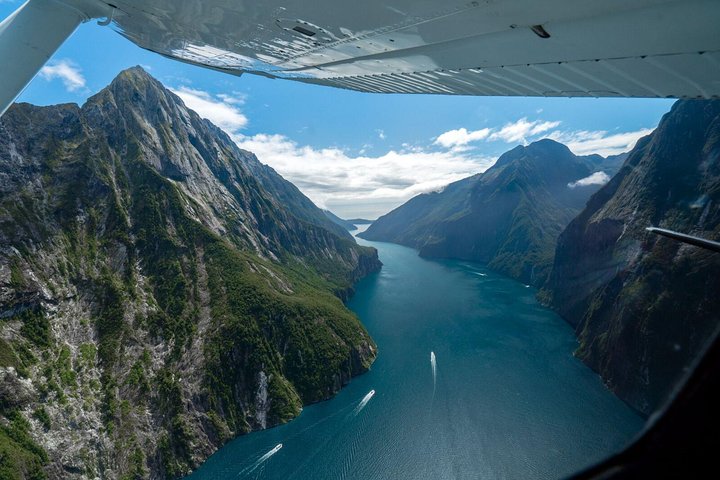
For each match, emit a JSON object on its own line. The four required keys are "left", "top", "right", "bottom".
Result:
{"left": 188, "top": 231, "right": 643, "bottom": 479}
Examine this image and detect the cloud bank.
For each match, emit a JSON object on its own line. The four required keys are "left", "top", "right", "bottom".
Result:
{"left": 547, "top": 128, "right": 654, "bottom": 157}
{"left": 234, "top": 133, "right": 493, "bottom": 218}
{"left": 167, "top": 83, "right": 654, "bottom": 217}
{"left": 170, "top": 86, "right": 248, "bottom": 132}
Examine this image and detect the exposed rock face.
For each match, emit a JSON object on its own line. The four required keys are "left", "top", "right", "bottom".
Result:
{"left": 541, "top": 100, "right": 720, "bottom": 415}
{"left": 0, "top": 67, "right": 380, "bottom": 479}
{"left": 361, "top": 139, "right": 622, "bottom": 286}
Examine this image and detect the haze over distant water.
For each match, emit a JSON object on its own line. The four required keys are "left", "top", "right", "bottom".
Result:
{"left": 188, "top": 226, "right": 643, "bottom": 479}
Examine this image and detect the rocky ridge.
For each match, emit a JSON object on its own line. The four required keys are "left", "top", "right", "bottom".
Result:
{"left": 361, "top": 139, "right": 624, "bottom": 286}
{"left": 541, "top": 99, "right": 720, "bottom": 415}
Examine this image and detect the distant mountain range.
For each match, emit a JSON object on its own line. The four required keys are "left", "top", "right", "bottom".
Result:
{"left": 323, "top": 209, "right": 358, "bottom": 231}
{"left": 361, "top": 139, "right": 626, "bottom": 286}
{"left": 0, "top": 67, "right": 380, "bottom": 478}
{"left": 322, "top": 212, "right": 376, "bottom": 231}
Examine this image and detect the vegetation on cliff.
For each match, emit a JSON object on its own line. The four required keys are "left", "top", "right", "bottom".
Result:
{"left": 0, "top": 67, "right": 379, "bottom": 478}
{"left": 361, "top": 139, "right": 623, "bottom": 286}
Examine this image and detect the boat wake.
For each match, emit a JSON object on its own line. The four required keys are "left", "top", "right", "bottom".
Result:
{"left": 287, "top": 391, "right": 377, "bottom": 479}
{"left": 354, "top": 389, "right": 376, "bottom": 415}
{"left": 238, "top": 444, "right": 282, "bottom": 477}
{"left": 431, "top": 351, "right": 437, "bottom": 385}
{"left": 430, "top": 351, "right": 437, "bottom": 398}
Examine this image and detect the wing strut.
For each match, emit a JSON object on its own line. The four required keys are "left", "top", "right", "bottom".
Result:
{"left": 0, "top": 0, "right": 100, "bottom": 116}
{"left": 646, "top": 227, "right": 720, "bottom": 253}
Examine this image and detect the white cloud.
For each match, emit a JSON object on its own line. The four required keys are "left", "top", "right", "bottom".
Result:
{"left": 234, "top": 133, "right": 493, "bottom": 218}
{"left": 38, "top": 59, "right": 86, "bottom": 92}
{"left": 166, "top": 86, "right": 491, "bottom": 217}
{"left": 433, "top": 119, "right": 560, "bottom": 149}
{"left": 165, "top": 85, "right": 657, "bottom": 217}
{"left": 488, "top": 118, "right": 561, "bottom": 143}
{"left": 546, "top": 128, "right": 653, "bottom": 156}
{"left": 217, "top": 92, "right": 247, "bottom": 105}
{"left": 430, "top": 114, "right": 652, "bottom": 158}
{"left": 568, "top": 171, "right": 611, "bottom": 188}
{"left": 170, "top": 86, "right": 248, "bottom": 132}
{"left": 434, "top": 127, "right": 491, "bottom": 148}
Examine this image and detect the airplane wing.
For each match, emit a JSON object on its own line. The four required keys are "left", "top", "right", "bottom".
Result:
{"left": 108, "top": 0, "right": 720, "bottom": 98}
{"left": 1, "top": 0, "right": 719, "bottom": 115}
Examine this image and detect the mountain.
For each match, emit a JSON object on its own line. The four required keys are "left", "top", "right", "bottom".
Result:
{"left": 361, "top": 139, "right": 622, "bottom": 286}
{"left": 243, "top": 166, "right": 355, "bottom": 241}
{"left": 541, "top": 99, "right": 720, "bottom": 415}
{"left": 0, "top": 67, "right": 380, "bottom": 479}
{"left": 323, "top": 210, "right": 358, "bottom": 231}
{"left": 346, "top": 218, "right": 374, "bottom": 225}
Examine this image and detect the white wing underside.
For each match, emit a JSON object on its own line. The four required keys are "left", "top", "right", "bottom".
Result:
{"left": 105, "top": 0, "right": 720, "bottom": 98}
{"left": 0, "top": 0, "right": 719, "bottom": 115}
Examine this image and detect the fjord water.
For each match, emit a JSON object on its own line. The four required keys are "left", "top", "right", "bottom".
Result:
{"left": 188, "top": 230, "right": 643, "bottom": 479}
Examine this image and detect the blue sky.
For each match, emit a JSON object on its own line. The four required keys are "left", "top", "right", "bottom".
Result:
{"left": 1, "top": 2, "right": 676, "bottom": 218}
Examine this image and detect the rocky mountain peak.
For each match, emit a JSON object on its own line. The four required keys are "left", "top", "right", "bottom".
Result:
{"left": 114, "top": 64, "right": 155, "bottom": 83}
{"left": 519, "top": 138, "right": 573, "bottom": 157}
{"left": 88, "top": 65, "right": 172, "bottom": 109}
{"left": 493, "top": 138, "right": 574, "bottom": 169}
{"left": 80, "top": 67, "right": 199, "bottom": 155}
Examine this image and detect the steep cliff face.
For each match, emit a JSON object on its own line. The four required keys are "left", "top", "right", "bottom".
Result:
{"left": 0, "top": 67, "right": 380, "bottom": 479}
{"left": 361, "top": 140, "right": 620, "bottom": 286}
{"left": 542, "top": 100, "right": 720, "bottom": 415}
